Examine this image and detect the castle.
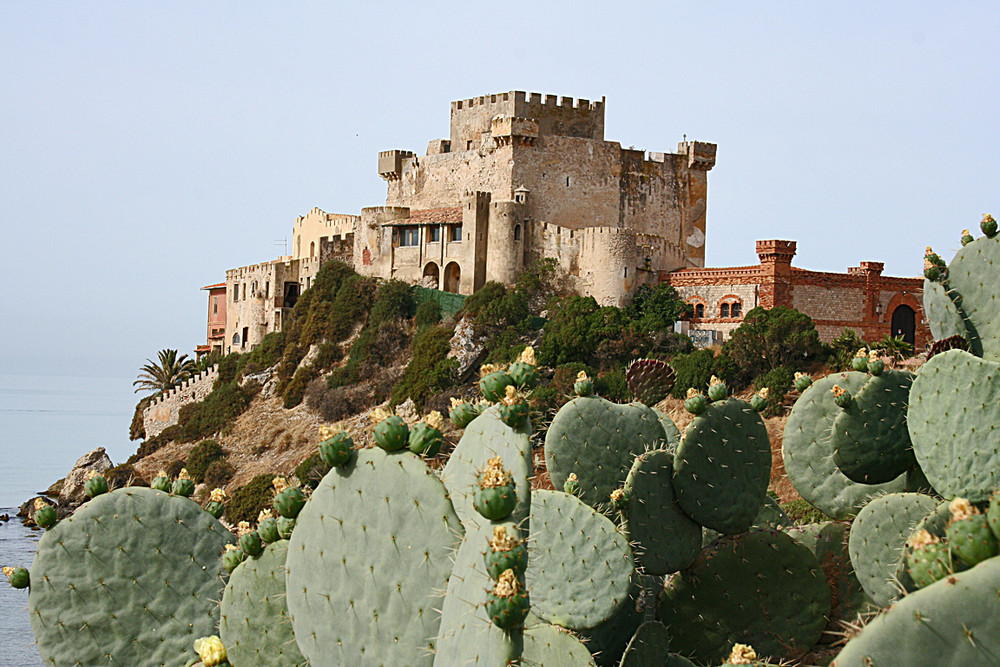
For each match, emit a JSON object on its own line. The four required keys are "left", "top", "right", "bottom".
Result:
{"left": 198, "top": 90, "right": 925, "bottom": 358}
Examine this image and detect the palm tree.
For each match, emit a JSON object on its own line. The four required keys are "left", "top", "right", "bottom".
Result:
{"left": 133, "top": 349, "right": 198, "bottom": 394}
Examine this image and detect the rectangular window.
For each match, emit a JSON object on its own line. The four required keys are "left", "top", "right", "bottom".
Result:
{"left": 427, "top": 226, "right": 441, "bottom": 243}
{"left": 265, "top": 281, "right": 270, "bottom": 299}
{"left": 232, "top": 286, "right": 238, "bottom": 302}
{"left": 720, "top": 303, "right": 730, "bottom": 318}
{"left": 399, "top": 226, "right": 420, "bottom": 247}
{"left": 212, "top": 298, "right": 218, "bottom": 315}
{"left": 449, "top": 224, "right": 463, "bottom": 242}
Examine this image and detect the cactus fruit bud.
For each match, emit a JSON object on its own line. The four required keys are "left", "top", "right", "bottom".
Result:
{"left": 851, "top": 348, "right": 869, "bottom": 371}
{"left": 33, "top": 499, "right": 57, "bottom": 529}
{"left": 274, "top": 485, "right": 307, "bottom": 519}
{"left": 484, "top": 525, "right": 528, "bottom": 580}
{"left": 474, "top": 457, "right": 517, "bottom": 520}
{"left": 448, "top": 398, "right": 483, "bottom": 429}
{"left": 408, "top": 417, "right": 444, "bottom": 457}
{"left": 318, "top": 431, "right": 354, "bottom": 467}
{"left": 749, "top": 389, "right": 768, "bottom": 412}
{"left": 727, "top": 643, "right": 758, "bottom": 664}
{"left": 563, "top": 472, "right": 580, "bottom": 495}
{"left": 84, "top": 473, "right": 109, "bottom": 499}
{"left": 204, "top": 488, "right": 227, "bottom": 519}
{"left": 793, "top": 372, "right": 813, "bottom": 391}
{"left": 480, "top": 369, "right": 515, "bottom": 402}
{"left": 171, "top": 473, "right": 195, "bottom": 498}
{"left": 924, "top": 246, "right": 948, "bottom": 281}
{"left": 707, "top": 375, "right": 728, "bottom": 401}
{"left": 962, "top": 228, "right": 975, "bottom": 246}
{"left": 4, "top": 566, "right": 29, "bottom": 589}
{"left": 222, "top": 544, "right": 245, "bottom": 573}
{"left": 498, "top": 385, "right": 529, "bottom": 428}
{"left": 867, "top": 351, "right": 885, "bottom": 376}
{"left": 509, "top": 348, "right": 540, "bottom": 390}
{"left": 151, "top": 471, "right": 171, "bottom": 492}
{"left": 574, "top": 371, "right": 594, "bottom": 397}
{"left": 276, "top": 516, "right": 295, "bottom": 539}
{"left": 831, "top": 384, "right": 852, "bottom": 408}
{"left": 982, "top": 213, "right": 998, "bottom": 238}
{"left": 905, "top": 529, "right": 953, "bottom": 589}
{"left": 193, "top": 635, "right": 228, "bottom": 667}
{"left": 373, "top": 415, "right": 409, "bottom": 451}
{"left": 238, "top": 530, "right": 263, "bottom": 559}
{"left": 946, "top": 497, "right": 999, "bottom": 566}
{"left": 610, "top": 487, "right": 627, "bottom": 511}
{"left": 485, "top": 569, "right": 530, "bottom": 630}
{"left": 684, "top": 388, "right": 707, "bottom": 415}
{"left": 257, "top": 514, "right": 280, "bottom": 544}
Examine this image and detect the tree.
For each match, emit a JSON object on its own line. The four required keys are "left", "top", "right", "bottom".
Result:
{"left": 722, "top": 306, "right": 823, "bottom": 383}
{"left": 133, "top": 349, "right": 198, "bottom": 394}
{"left": 626, "top": 283, "right": 692, "bottom": 331}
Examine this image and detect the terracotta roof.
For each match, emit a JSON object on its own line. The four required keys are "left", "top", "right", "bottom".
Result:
{"left": 202, "top": 282, "right": 226, "bottom": 290}
{"left": 383, "top": 207, "right": 462, "bottom": 226}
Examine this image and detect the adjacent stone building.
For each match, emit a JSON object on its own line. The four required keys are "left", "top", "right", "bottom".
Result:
{"left": 663, "top": 240, "right": 928, "bottom": 348}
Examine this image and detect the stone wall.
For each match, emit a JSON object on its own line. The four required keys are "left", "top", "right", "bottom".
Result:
{"left": 142, "top": 366, "right": 219, "bottom": 439}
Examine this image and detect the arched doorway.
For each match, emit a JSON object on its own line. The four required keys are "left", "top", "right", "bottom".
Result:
{"left": 443, "top": 262, "right": 461, "bottom": 293}
{"left": 891, "top": 304, "right": 916, "bottom": 347}
{"left": 422, "top": 262, "right": 440, "bottom": 289}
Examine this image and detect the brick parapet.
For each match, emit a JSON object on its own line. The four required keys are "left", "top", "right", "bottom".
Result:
{"left": 142, "top": 365, "right": 219, "bottom": 439}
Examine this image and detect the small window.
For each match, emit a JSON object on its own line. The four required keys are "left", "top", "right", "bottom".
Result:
{"left": 514, "top": 224, "right": 521, "bottom": 241}
{"left": 241, "top": 327, "right": 248, "bottom": 348}
{"left": 232, "top": 332, "right": 240, "bottom": 346}
{"left": 232, "top": 287, "right": 238, "bottom": 303}
{"left": 466, "top": 140, "right": 473, "bottom": 150}
{"left": 310, "top": 241, "right": 316, "bottom": 258}
{"left": 695, "top": 303, "right": 705, "bottom": 319}
{"left": 399, "top": 227, "right": 420, "bottom": 247}
{"left": 427, "top": 226, "right": 441, "bottom": 243}
{"left": 731, "top": 302, "right": 741, "bottom": 318}
{"left": 242, "top": 283, "right": 246, "bottom": 300}
{"left": 720, "top": 303, "right": 730, "bottom": 318}
{"left": 265, "top": 281, "right": 270, "bottom": 299}
{"left": 566, "top": 176, "right": 571, "bottom": 187}
{"left": 212, "top": 298, "right": 218, "bottom": 315}
{"left": 449, "top": 224, "right": 463, "bottom": 242}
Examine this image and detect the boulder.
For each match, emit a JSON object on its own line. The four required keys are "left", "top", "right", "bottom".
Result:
{"left": 447, "top": 317, "right": 486, "bottom": 380}
{"left": 18, "top": 495, "right": 56, "bottom": 526}
{"left": 58, "top": 447, "right": 113, "bottom": 506}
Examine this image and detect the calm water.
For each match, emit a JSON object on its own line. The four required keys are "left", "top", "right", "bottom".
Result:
{"left": 0, "top": 374, "right": 137, "bottom": 666}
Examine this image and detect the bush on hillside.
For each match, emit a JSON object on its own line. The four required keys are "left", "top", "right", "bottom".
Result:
{"left": 670, "top": 349, "right": 718, "bottom": 399}
{"left": 185, "top": 439, "right": 227, "bottom": 483}
{"left": 104, "top": 463, "right": 148, "bottom": 489}
{"left": 294, "top": 452, "right": 330, "bottom": 490}
{"left": 826, "top": 328, "right": 867, "bottom": 371}
{"left": 203, "top": 459, "right": 235, "bottom": 488}
{"left": 178, "top": 380, "right": 253, "bottom": 442}
{"left": 390, "top": 325, "right": 459, "bottom": 410}
{"left": 415, "top": 299, "right": 442, "bottom": 331}
{"left": 722, "top": 306, "right": 823, "bottom": 384}
{"left": 752, "top": 366, "right": 795, "bottom": 417}
{"left": 165, "top": 460, "right": 185, "bottom": 479}
{"left": 226, "top": 473, "right": 277, "bottom": 524}
{"left": 625, "top": 282, "right": 693, "bottom": 332}
{"left": 538, "top": 296, "right": 627, "bottom": 368}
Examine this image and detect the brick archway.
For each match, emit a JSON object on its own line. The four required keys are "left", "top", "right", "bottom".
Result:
{"left": 884, "top": 291, "right": 925, "bottom": 348}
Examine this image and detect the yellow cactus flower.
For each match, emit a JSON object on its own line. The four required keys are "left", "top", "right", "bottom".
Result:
{"left": 610, "top": 488, "right": 625, "bottom": 503}
{"left": 925, "top": 246, "right": 934, "bottom": 256}
{"left": 86, "top": 470, "right": 99, "bottom": 480}
{"left": 193, "top": 635, "right": 228, "bottom": 667}
{"left": 908, "top": 529, "right": 940, "bottom": 549}
{"left": 868, "top": 349, "right": 880, "bottom": 362}
{"left": 156, "top": 470, "right": 168, "bottom": 479}
{"left": 493, "top": 569, "right": 520, "bottom": 597}
{"left": 424, "top": 411, "right": 444, "bottom": 431}
{"left": 490, "top": 525, "right": 519, "bottom": 552}
{"left": 686, "top": 388, "right": 702, "bottom": 399}
{"left": 318, "top": 424, "right": 334, "bottom": 440}
{"left": 728, "top": 643, "right": 758, "bottom": 664}
{"left": 369, "top": 407, "right": 392, "bottom": 424}
{"left": 480, "top": 457, "right": 512, "bottom": 488}
{"left": 709, "top": 375, "right": 723, "bottom": 387}
{"left": 949, "top": 497, "right": 978, "bottom": 521}
{"left": 831, "top": 385, "right": 846, "bottom": 398}
{"left": 450, "top": 397, "right": 465, "bottom": 410}
{"left": 924, "top": 256, "right": 934, "bottom": 271}
{"left": 984, "top": 214, "right": 996, "bottom": 224}
{"left": 576, "top": 371, "right": 590, "bottom": 382}
{"left": 256, "top": 509, "right": 274, "bottom": 524}
{"left": 854, "top": 348, "right": 868, "bottom": 359}
{"left": 500, "top": 385, "right": 520, "bottom": 406}
{"left": 271, "top": 476, "right": 288, "bottom": 494}
{"left": 177, "top": 468, "right": 191, "bottom": 481}
{"left": 517, "top": 346, "right": 536, "bottom": 366}
{"left": 480, "top": 364, "right": 498, "bottom": 376}
{"left": 567, "top": 472, "right": 578, "bottom": 482}
{"left": 209, "top": 488, "right": 227, "bottom": 503}
{"left": 758, "top": 388, "right": 769, "bottom": 400}
{"left": 224, "top": 544, "right": 239, "bottom": 552}
{"left": 236, "top": 521, "right": 252, "bottom": 537}
{"left": 962, "top": 229, "right": 971, "bottom": 237}
{"left": 2, "top": 567, "right": 13, "bottom": 578}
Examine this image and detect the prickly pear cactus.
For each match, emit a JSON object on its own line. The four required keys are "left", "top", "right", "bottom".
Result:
{"left": 908, "top": 348, "right": 1000, "bottom": 502}
{"left": 937, "top": 231, "right": 1000, "bottom": 361}
{"left": 285, "top": 448, "right": 462, "bottom": 666}
{"left": 832, "top": 555, "right": 1000, "bottom": 667}
{"left": 782, "top": 371, "right": 911, "bottom": 519}
{"left": 847, "top": 492, "right": 938, "bottom": 607}
{"left": 526, "top": 489, "right": 634, "bottom": 630}
{"left": 672, "top": 398, "right": 771, "bottom": 534}
{"left": 622, "top": 449, "right": 702, "bottom": 574}
{"left": 922, "top": 278, "right": 968, "bottom": 342}
{"left": 219, "top": 540, "right": 306, "bottom": 666}
{"left": 829, "top": 369, "right": 915, "bottom": 484}
{"left": 522, "top": 622, "right": 597, "bottom": 666}
{"left": 28, "top": 487, "right": 233, "bottom": 667}
{"left": 618, "top": 621, "right": 673, "bottom": 667}
{"left": 657, "top": 530, "right": 831, "bottom": 664}
{"left": 545, "top": 396, "right": 672, "bottom": 510}
{"left": 626, "top": 358, "right": 676, "bottom": 406}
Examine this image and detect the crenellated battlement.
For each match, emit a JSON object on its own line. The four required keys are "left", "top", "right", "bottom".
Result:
{"left": 449, "top": 90, "right": 605, "bottom": 148}
{"left": 143, "top": 365, "right": 219, "bottom": 438}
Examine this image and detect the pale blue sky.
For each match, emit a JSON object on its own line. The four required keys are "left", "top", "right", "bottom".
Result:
{"left": 2, "top": 2, "right": 997, "bottom": 379}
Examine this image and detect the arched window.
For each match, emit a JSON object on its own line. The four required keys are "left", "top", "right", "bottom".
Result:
{"left": 514, "top": 224, "right": 521, "bottom": 241}
{"left": 694, "top": 303, "right": 705, "bottom": 319}
{"left": 310, "top": 241, "right": 316, "bottom": 258}
{"left": 232, "top": 332, "right": 241, "bottom": 346}
{"left": 720, "top": 303, "right": 730, "bottom": 318}
{"left": 731, "top": 302, "right": 741, "bottom": 318}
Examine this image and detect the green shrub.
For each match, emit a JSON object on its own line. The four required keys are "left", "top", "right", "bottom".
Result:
{"left": 538, "top": 296, "right": 626, "bottom": 368}
{"left": 670, "top": 349, "right": 718, "bottom": 398}
{"left": 780, "top": 498, "right": 833, "bottom": 525}
{"left": 185, "top": 439, "right": 227, "bottom": 483}
{"left": 595, "top": 368, "right": 629, "bottom": 402}
{"left": 226, "top": 473, "right": 277, "bottom": 524}
{"left": 129, "top": 395, "right": 153, "bottom": 441}
{"left": 203, "top": 459, "right": 235, "bottom": 488}
{"left": 216, "top": 353, "right": 241, "bottom": 385}
{"left": 104, "top": 463, "right": 148, "bottom": 488}
{"left": 294, "top": 452, "right": 330, "bottom": 490}
{"left": 625, "top": 283, "right": 692, "bottom": 331}
{"left": 873, "top": 334, "right": 914, "bottom": 361}
{"left": 722, "top": 306, "right": 823, "bottom": 384}
{"left": 165, "top": 460, "right": 185, "bottom": 479}
{"left": 390, "top": 325, "right": 459, "bottom": 410}
{"left": 461, "top": 282, "right": 507, "bottom": 320}
{"left": 826, "top": 328, "right": 867, "bottom": 371}
{"left": 240, "top": 332, "right": 286, "bottom": 373}
{"left": 415, "top": 299, "right": 442, "bottom": 330}
{"left": 283, "top": 366, "right": 318, "bottom": 409}
{"left": 178, "top": 381, "right": 251, "bottom": 442}
{"left": 753, "top": 366, "right": 795, "bottom": 417}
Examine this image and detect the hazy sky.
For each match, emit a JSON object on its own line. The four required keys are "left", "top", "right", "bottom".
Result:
{"left": 2, "top": 2, "right": 997, "bottom": 379}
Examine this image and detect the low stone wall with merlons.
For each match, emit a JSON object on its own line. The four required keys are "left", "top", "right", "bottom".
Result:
{"left": 142, "top": 366, "right": 218, "bottom": 439}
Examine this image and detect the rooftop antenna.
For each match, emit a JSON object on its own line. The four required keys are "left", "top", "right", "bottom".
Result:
{"left": 274, "top": 238, "right": 288, "bottom": 255}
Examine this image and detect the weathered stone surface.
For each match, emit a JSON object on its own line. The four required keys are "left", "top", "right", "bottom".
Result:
{"left": 18, "top": 496, "right": 56, "bottom": 526}
{"left": 58, "top": 447, "right": 113, "bottom": 505}
{"left": 447, "top": 316, "right": 485, "bottom": 380}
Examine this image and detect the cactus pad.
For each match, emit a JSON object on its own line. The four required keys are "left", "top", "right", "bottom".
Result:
{"left": 672, "top": 398, "right": 771, "bottom": 534}
{"left": 782, "top": 371, "right": 910, "bottom": 519}
{"left": 622, "top": 449, "right": 702, "bottom": 574}
{"left": 28, "top": 487, "right": 233, "bottom": 667}
{"left": 626, "top": 358, "right": 676, "bottom": 406}
{"left": 847, "top": 492, "right": 938, "bottom": 607}
{"left": 908, "top": 348, "right": 1000, "bottom": 502}
{"left": 526, "top": 489, "right": 634, "bottom": 630}
{"left": 546, "top": 396, "right": 672, "bottom": 510}
{"left": 285, "top": 448, "right": 462, "bottom": 666}
{"left": 618, "top": 621, "right": 673, "bottom": 667}
{"left": 830, "top": 369, "right": 916, "bottom": 484}
{"left": 922, "top": 278, "right": 968, "bottom": 342}
{"left": 522, "top": 622, "right": 598, "bottom": 666}
{"left": 657, "top": 530, "right": 830, "bottom": 664}
{"left": 942, "top": 233, "right": 1000, "bottom": 360}
{"left": 832, "top": 555, "right": 1000, "bottom": 667}
{"left": 442, "top": 405, "right": 532, "bottom": 526}
{"left": 219, "top": 540, "right": 306, "bottom": 666}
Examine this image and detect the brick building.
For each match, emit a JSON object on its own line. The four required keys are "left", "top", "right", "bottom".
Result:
{"left": 663, "top": 240, "right": 928, "bottom": 348}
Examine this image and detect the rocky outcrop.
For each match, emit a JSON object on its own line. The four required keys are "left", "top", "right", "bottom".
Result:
{"left": 58, "top": 447, "right": 113, "bottom": 508}
{"left": 447, "top": 317, "right": 486, "bottom": 380}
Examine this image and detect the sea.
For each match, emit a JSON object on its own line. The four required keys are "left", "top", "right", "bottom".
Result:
{"left": 0, "top": 374, "right": 137, "bottom": 667}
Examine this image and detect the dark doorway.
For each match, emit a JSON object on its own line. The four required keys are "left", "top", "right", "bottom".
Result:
{"left": 891, "top": 304, "right": 916, "bottom": 347}
{"left": 283, "top": 282, "right": 300, "bottom": 308}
